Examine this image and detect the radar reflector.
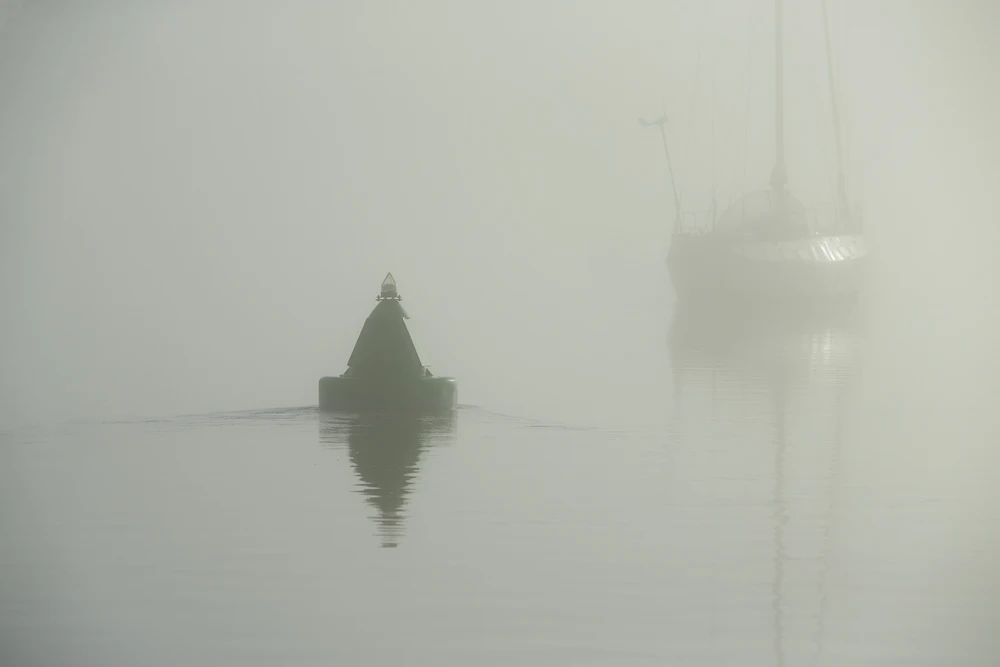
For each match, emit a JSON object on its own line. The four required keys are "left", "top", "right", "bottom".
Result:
{"left": 378, "top": 273, "right": 399, "bottom": 300}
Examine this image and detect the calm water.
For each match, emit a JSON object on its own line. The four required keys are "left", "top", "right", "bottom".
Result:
{"left": 2, "top": 281, "right": 998, "bottom": 666}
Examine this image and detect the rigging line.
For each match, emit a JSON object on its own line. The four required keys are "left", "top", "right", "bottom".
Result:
{"left": 684, "top": 6, "right": 705, "bottom": 205}
{"left": 839, "top": 3, "right": 854, "bottom": 206}
{"left": 810, "top": 52, "right": 836, "bottom": 219}
{"left": 740, "top": 0, "right": 755, "bottom": 222}
{"left": 711, "top": 48, "right": 716, "bottom": 227}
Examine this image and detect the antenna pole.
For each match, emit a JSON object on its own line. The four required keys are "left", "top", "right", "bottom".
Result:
{"left": 640, "top": 112, "right": 682, "bottom": 232}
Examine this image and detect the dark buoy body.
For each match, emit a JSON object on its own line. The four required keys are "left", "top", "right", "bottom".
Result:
{"left": 318, "top": 375, "right": 457, "bottom": 413}
{"left": 319, "top": 273, "right": 457, "bottom": 414}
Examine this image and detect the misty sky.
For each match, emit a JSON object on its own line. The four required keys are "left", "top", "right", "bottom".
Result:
{"left": 1, "top": 1, "right": 996, "bottom": 428}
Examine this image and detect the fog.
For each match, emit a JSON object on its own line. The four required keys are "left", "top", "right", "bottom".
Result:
{"left": 2, "top": 3, "right": 1000, "bottom": 665}
{"left": 0, "top": 0, "right": 996, "bottom": 425}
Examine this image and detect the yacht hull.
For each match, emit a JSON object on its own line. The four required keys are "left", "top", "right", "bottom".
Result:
{"left": 667, "top": 234, "right": 868, "bottom": 302}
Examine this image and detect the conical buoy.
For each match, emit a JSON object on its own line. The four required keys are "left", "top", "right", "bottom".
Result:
{"left": 319, "top": 274, "right": 457, "bottom": 413}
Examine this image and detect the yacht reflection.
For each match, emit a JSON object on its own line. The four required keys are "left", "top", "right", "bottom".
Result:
{"left": 319, "top": 411, "right": 456, "bottom": 548}
{"left": 667, "top": 299, "right": 862, "bottom": 666}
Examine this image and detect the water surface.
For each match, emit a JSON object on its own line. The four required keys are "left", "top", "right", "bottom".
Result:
{"left": 3, "top": 287, "right": 997, "bottom": 666}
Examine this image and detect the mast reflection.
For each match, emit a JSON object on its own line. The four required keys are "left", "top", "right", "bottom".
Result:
{"left": 667, "top": 299, "right": 862, "bottom": 666}
{"left": 319, "top": 411, "right": 456, "bottom": 548}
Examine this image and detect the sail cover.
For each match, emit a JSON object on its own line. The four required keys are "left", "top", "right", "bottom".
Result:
{"left": 346, "top": 299, "right": 424, "bottom": 377}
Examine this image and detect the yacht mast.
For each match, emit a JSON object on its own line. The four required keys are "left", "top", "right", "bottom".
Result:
{"left": 821, "top": 0, "right": 849, "bottom": 225}
{"left": 770, "top": 0, "right": 787, "bottom": 194}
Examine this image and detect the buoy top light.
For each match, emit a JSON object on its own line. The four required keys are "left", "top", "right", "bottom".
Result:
{"left": 378, "top": 272, "right": 400, "bottom": 300}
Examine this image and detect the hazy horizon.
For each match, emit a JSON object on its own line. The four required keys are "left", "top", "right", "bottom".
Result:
{"left": 2, "top": 1, "right": 997, "bottom": 429}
